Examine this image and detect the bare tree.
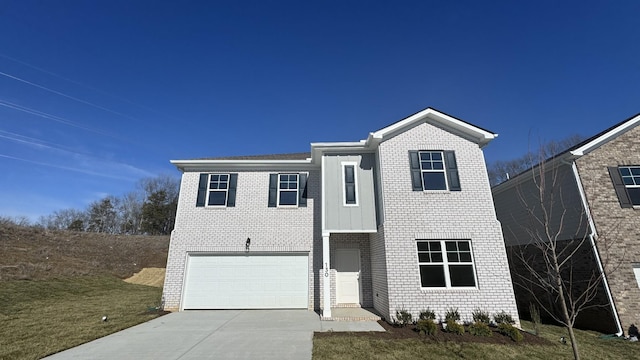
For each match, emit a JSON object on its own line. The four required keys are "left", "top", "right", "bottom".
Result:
{"left": 503, "top": 151, "right": 615, "bottom": 360}
{"left": 488, "top": 134, "right": 585, "bottom": 186}
{"left": 118, "top": 191, "right": 144, "bottom": 234}
{"left": 38, "top": 208, "right": 86, "bottom": 231}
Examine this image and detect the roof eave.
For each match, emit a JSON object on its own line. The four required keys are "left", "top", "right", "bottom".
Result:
{"left": 170, "top": 159, "right": 316, "bottom": 172}
{"left": 371, "top": 108, "right": 498, "bottom": 147}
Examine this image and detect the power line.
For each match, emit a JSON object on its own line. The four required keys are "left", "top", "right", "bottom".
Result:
{"left": 0, "top": 100, "right": 168, "bottom": 156}
{"left": 0, "top": 100, "right": 125, "bottom": 140}
{"left": 0, "top": 70, "right": 144, "bottom": 123}
{"left": 0, "top": 53, "right": 182, "bottom": 122}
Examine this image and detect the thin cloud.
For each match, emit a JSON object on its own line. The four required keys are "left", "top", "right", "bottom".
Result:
{"left": 0, "top": 71, "right": 143, "bottom": 123}
{"left": 0, "top": 99, "right": 129, "bottom": 141}
{"left": 0, "top": 53, "right": 181, "bottom": 122}
{"left": 0, "top": 129, "right": 90, "bottom": 155}
{"left": 0, "top": 153, "right": 154, "bottom": 181}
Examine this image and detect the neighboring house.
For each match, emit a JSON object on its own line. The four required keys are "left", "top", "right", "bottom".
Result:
{"left": 162, "top": 107, "right": 519, "bottom": 324}
{"left": 492, "top": 113, "right": 640, "bottom": 335}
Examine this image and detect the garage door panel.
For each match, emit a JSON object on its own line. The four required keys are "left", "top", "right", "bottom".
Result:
{"left": 183, "top": 254, "right": 308, "bottom": 309}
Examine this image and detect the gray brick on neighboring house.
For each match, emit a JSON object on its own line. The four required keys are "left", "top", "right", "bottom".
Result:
{"left": 575, "top": 124, "right": 640, "bottom": 333}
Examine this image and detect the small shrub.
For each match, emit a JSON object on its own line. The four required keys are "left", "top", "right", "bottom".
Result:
{"left": 468, "top": 322, "right": 493, "bottom": 337}
{"left": 416, "top": 319, "right": 437, "bottom": 335}
{"left": 444, "top": 307, "right": 460, "bottom": 322}
{"left": 498, "top": 323, "right": 523, "bottom": 342}
{"left": 444, "top": 319, "right": 465, "bottom": 335}
{"left": 472, "top": 308, "right": 491, "bottom": 324}
{"left": 493, "top": 311, "right": 515, "bottom": 325}
{"left": 395, "top": 309, "right": 413, "bottom": 327}
{"left": 419, "top": 308, "right": 436, "bottom": 321}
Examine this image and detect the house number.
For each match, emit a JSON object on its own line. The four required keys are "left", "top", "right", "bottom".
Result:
{"left": 324, "top": 262, "right": 329, "bottom": 277}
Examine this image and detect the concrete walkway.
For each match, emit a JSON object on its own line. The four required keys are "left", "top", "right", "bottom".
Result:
{"left": 44, "top": 310, "right": 384, "bottom": 360}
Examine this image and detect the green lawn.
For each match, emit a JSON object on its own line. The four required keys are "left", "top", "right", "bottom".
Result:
{"left": 0, "top": 276, "right": 163, "bottom": 360}
{"left": 313, "top": 321, "right": 640, "bottom": 359}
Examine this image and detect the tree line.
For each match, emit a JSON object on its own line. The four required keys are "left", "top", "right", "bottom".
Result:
{"left": 37, "top": 175, "right": 179, "bottom": 235}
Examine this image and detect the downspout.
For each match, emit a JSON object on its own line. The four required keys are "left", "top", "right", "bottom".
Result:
{"left": 570, "top": 160, "right": 623, "bottom": 336}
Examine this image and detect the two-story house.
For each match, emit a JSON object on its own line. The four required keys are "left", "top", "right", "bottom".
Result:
{"left": 493, "top": 113, "right": 640, "bottom": 335}
{"left": 162, "top": 107, "right": 519, "bottom": 324}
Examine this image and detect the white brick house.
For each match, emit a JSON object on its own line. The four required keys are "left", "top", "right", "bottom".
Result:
{"left": 162, "top": 107, "right": 519, "bottom": 324}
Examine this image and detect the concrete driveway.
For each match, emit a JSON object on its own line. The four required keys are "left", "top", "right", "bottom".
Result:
{"left": 44, "top": 310, "right": 383, "bottom": 360}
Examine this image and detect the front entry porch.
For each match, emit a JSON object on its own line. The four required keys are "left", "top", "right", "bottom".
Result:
{"left": 321, "top": 233, "right": 374, "bottom": 319}
{"left": 320, "top": 307, "right": 382, "bottom": 321}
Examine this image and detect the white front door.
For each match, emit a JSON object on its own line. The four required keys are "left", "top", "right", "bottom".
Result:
{"left": 335, "top": 249, "right": 360, "bottom": 304}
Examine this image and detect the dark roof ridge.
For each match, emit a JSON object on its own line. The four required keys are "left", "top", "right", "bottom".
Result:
{"left": 197, "top": 152, "right": 311, "bottom": 161}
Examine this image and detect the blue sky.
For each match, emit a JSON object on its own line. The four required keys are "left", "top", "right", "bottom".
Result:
{"left": 1, "top": 1, "right": 639, "bottom": 221}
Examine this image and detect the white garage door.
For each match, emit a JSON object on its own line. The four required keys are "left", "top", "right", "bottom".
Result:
{"left": 182, "top": 253, "right": 309, "bottom": 309}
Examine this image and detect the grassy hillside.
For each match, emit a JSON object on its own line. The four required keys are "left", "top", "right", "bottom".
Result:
{"left": 0, "top": 223, "right": 169, "bottom": 281}
{"left": 0, "top": 223, "right": 170, "bottom": 359}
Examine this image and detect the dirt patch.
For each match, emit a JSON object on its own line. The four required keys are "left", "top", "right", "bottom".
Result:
{"left": 315, "top": 320, "right": 552, "bottom": 346}
{"left": 124, "top": 268, "right": 165, "bottom": 287}
{"left": 0, "top": 223, "right": 169, "bottom": 281}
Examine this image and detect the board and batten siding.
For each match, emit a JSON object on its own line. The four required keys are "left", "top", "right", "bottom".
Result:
{"left": 323, "top": 153, "right": 377, "bottom": 232}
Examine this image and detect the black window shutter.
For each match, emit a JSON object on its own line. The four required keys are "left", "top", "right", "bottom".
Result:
{"left": 227, "top": 174, "right": 238, "bottom": 207}
{"left": 196, "top": 173, "right": 208, "bottom": 207}
{"left": 298, "top": 173, "right": 308, "bottom": 207}
{"left": 268, "top": 174, "right": 278, "bottom": 207}
{"left": 608, "top": 167, "right": 632, "bottom": 208}
{"left": 409, "top": 151, "right": 423, "bottom": 191}
{"left": 445, "top": 151, "right": 461, "bottom": 191}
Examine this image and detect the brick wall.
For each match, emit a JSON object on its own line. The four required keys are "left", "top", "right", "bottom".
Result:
{"left": 576, "top": 124, "right": 640, "bottom": 334}
{"left": 370, "top": 225, "right": 390, "bottom": 318}
{"left": 329, "top": 233, "right": 373, "bottom": 307}
{"left": 162, "top": 169, "right": 320, "bottom": 311}
{"left": 376, "top": 122, "right": 520, "bottom": 324}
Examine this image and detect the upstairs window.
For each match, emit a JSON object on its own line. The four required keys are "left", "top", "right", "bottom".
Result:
{"left": 207, "top": 174, "right": 229, "bottom": 206}
{"left": 278, "top": 174, "right": 299, "bottom": 206}
{"left": 619, "top": 167, "right": 640, "bottom": 205}
{"left": 417, "top": 240, "right": 476, "bottom": 288}
{"left": 268, "top": 173, "right": 308, "bottom": 207}
{"left": 609, "top": 166, "right": 640, "bottom": 207}
{"left": 419, "top": 151, "right": 446, "bottom": 190}
{"left": 343, "top": 163, "right": 358, "bottom": 205}
{"left": 196, "top": 173, "right": 238, "bottom": 207}
{"left": 409, "top": 150, "right": 461, "bottom": 191}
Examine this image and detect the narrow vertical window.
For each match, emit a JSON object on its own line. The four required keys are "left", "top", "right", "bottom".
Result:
{"left": 343, "top": 163, "right": 358, "bottom": 206}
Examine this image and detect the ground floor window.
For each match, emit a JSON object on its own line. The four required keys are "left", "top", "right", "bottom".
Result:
{"left": 416, "top": 240, "right": 476, "bottom": 288}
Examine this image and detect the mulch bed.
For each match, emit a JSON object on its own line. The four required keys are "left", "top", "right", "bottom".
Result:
{"left": 314, "top": 320, "right": 552, "bottom": 346}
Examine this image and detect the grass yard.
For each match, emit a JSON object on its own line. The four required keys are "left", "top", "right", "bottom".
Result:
{"left": 313, "top": 320, "right": 640, "bottom": 359}
{"left": 0, "top": 276, "right": 164, "bottom": 360}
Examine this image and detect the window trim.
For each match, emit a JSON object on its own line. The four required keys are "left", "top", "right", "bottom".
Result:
{"left": 410, "top": 150, "right": 460, "bottom": 192}
{"left": 619, "top": 166, "right": 640, "bottom": 206}
{"left": 206, "top": 173, "right": 230, "bottom": 207}
{"left": 418, "top": 151, "right": 448, "bottom": 191}
{"left": 277, "top": 173, "right": 299, "bottom": 207}
{"left": 416, "top": 239, "right": 478, "bottom": 289}
{"left": 342, "top": 162, "right": 358, "bottom": 206}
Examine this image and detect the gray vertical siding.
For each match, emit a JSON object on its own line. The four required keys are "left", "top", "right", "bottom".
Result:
{"left": 323, "top": 153, "right": 377, "bottom": 231}
{"left": 493, "top": 163, "right": 589, "bottom": 246}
